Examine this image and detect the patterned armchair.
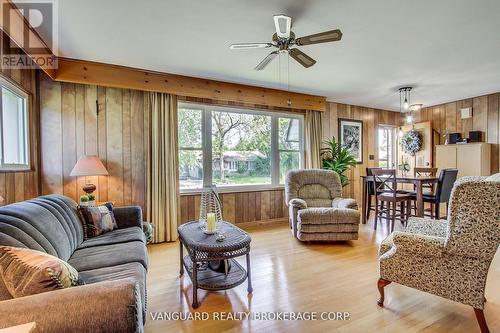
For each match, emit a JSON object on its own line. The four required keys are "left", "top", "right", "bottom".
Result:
{"left": 377, "top": 176, "right": 500, "bottom": 333}
{"left": 285, "top": 169, "right": 360, "bottom": 242}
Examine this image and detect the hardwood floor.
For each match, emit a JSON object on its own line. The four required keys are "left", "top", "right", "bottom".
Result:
{"left": 145, "top": 218, "right": 500, "bottom": 333}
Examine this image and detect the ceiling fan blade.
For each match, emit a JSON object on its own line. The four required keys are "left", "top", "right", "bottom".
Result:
{"left": 295, "top": 29, "right": 342, "bottom": 46}
{"left": 289, "top": 48, "right": 316, "bottom": 68}
{"left": 229, "top": 43, "right": 273, "bottom": 50}
{"left": 254, "top": 51, "right": 279, "bottom": 70}
{"left": 273, "top": 14, "right": 292, "bottom": 39}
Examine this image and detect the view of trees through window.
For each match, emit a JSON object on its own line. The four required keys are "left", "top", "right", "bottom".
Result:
{"left": 178, "top": 104, "right": 303, "bottom": 190}
{"left": 211, "top": 111, "right": 271, "bottom": 186}
{"left": 378, "top": 126, "right": 395, "bottom": 168}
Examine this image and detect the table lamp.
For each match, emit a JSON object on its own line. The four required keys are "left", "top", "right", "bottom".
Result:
{"left": 70, "top": 155, "right": 109, "bottom": 194}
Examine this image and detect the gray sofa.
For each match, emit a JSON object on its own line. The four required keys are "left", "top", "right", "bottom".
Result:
{"left": 0, "top": 194, "right": 148, "bottom": 333}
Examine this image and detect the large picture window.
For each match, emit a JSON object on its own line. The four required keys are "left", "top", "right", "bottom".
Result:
{"left": 0, "top": 77, "right": 29, "bottom": 170}
{"left": 178, "top": 102, "right": 303, "bottom": 191}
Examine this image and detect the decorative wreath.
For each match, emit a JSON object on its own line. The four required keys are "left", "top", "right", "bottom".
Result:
{"left": 400, "top": 130, "right": 422, "bottom": 156}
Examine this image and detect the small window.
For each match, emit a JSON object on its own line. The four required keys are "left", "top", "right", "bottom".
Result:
{"left": 378, "top": 125, "right": 396, "bottom": 168}
{"left": 0, "top": 78, "right": 29, "bottom": 170}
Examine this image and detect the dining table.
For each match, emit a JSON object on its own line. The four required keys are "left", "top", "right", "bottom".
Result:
{"left": 360, "top": 174, "right": 438, "bottom": 224}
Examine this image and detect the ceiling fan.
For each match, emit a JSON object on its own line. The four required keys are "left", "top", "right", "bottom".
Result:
{"left": 229, "top": 15, "right": 342, "bottom": 70}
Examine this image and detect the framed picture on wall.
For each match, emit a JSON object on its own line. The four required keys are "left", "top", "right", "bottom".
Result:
{"left": 338, "top": 118, "right": 363, "bottom": 164}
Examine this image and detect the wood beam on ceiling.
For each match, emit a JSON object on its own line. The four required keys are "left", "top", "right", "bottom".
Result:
{"left": 55, "top": 57, "right": 326, "bottom": 112}
{"left": 0, "top": 0, "right": 56, "bottom": 79}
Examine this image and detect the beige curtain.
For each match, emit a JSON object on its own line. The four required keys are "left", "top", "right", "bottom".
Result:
{"left": 145, "top": 92, "right": 180, "bottom": 243}
{"left": 304, "top": 110, "right": 323, "bottom": 169}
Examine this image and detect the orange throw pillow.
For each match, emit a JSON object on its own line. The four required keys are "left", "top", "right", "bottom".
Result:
{"left": 0, "top": 246, "right": 79, "bottom": 298}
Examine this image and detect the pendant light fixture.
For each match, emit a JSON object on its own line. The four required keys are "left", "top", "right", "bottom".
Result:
{"left": 399, "top": 87, "right": 416, "bottom": 124}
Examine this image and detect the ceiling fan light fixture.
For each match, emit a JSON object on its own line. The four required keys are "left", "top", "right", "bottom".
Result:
{"left": 273, "top": 15, "right": 291, "bottom": 39}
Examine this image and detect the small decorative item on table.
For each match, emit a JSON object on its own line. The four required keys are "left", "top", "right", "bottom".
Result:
{"left": 79, "top": 195, "right": 89, "bottom": 207}
{"left": 87, "top": 194, "right": 96, "bottom": 206}
{"left": 205, "top": 213, "right": 216, "bottom": 234}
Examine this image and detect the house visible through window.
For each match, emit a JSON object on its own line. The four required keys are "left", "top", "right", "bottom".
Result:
{"left": 178, "top": 102, "right": 304, "bottom": 191}
{"left": 378, "top": 125, "right": 396, "bottom": 168}
{"left": 0, "top": 77, "right": 29, "bottom": 170}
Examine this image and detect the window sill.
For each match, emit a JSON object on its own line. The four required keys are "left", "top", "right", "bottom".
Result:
{"left": 0, "top": 167, "right": 32, "bottom": 173}
{"left": 180, "top": 184, "right": 285, "bottom": 196}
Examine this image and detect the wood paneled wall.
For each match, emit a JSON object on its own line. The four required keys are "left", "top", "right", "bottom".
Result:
{"left": 0, "top": 32, "right": 39, "bottom": 205}
{"left": 39, "top": 73, "right": 147, "bottom": 210}
{"left": 39, "top": 75, "right": 289, "bottom": 225}
{"left": 413, "top": 92, "right": 499, "bottom": 173}
{"left": 322, "top": 102, "right": 399, "bottom": 204}
{"left": 180, "top": 190, "right": 287, "bottom": 225}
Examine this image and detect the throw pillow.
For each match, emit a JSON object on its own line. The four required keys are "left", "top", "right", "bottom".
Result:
{"left": 0, "top": 246, "right": 79, "bottom": 298}
{"left": 79, "top": 205, "right": 118, "bottom": 239}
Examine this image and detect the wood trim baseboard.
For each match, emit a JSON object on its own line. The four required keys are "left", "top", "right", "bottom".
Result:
{"left": 235, "top": 217, "right": 288, "bottom": 230}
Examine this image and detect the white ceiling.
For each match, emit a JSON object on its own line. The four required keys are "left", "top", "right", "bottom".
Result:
{"left": 37, "top": 0, "right": 500, "bottom": 111}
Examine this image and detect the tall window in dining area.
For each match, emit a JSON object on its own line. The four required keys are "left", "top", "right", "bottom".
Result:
{"left": 0, "top": 78, "right": 29, "bottom": 170}
{"left": 178, "top": 102, "right": 304, "bottom": 190}
{"left": 378, "top": 125, "right": 396, "bottom": 168}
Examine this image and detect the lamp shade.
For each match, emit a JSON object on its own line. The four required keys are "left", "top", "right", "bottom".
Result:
{"left": 70, "top": 155, "right": 109, "bottom": 177}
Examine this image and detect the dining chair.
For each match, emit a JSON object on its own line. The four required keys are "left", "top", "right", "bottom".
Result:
{"left": 414, "top": 167, "right": 438, "bottom": 192}
{"left": 365, "top": 167, "right": 383, "bottom": 221}
{"left": 411, "top": 167, "right": 438, "bottom": 217}
{"left": 373, "top": 169, "right": 412, "bottom": 232}
{"left": 410, "top": 168, "right": 458, "bottom": 219}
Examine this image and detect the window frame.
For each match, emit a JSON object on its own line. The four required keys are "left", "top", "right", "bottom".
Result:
{"left": 0, "top": 76, "right": 31, "bottom": 172}
{"left": 178, "top": 102, "right": 304, "bottom": 194}
{"left": 378, "top": 125, "right": 397, "bottom": 169}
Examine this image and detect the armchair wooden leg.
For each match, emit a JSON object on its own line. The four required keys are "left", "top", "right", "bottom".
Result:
{"left": 377, "top": 278, "right": 392, "bottom": 307}
{"left": 474, "top": 308, "right": 490, "bottom": 333}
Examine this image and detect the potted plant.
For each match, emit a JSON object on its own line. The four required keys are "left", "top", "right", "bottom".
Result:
{"left": 87, "top": 194, "right": 96, "bottom": 206}
{"left": 79, "top": 195, "right": 89, "bottom": 207}
{"left": 320, "top": 137, "right": 357, "bottom": 187}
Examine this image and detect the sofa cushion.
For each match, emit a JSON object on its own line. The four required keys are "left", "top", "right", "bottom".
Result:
{"left": 79, "top": 262, "right": 146, "bottom": 317}
{"left": 0, "top": 195, "right": 84, "bottom": 261}
{"left": 297, "top": 207, "right": 360, "bottom": 225}
{"left": 79, "top": 205, "right": 118, "bottom": 239}
{"left": 69, "top": 241, "right": 148, "bottom": 271}
{"left": 0, "top": 246, "right": 79, "bottom": 298}
{"left": 78, "top": 227, "right": 145, "bottom": 249}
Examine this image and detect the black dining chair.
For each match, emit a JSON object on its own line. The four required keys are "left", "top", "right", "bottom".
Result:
{"left": 410, "top": 168, "right": 458, "bottom": 219}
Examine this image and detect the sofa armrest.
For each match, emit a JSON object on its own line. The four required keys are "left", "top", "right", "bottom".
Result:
{"left": 289, "top": 198, "right": 307, "bottom": 209}
{"left": 406, "top": 217, "right": 448, "bottom": 238}
{"left": 332, "top": 198, "right": 358, "bottom": 210}
{"left": 391, "top": 231, "right": 445, "bottom": 257}
{"left": 0, "top": 279, "right": 143, "bottom": 333}
{"left": 113, "top": 206, "right": 143, "bottom": 229}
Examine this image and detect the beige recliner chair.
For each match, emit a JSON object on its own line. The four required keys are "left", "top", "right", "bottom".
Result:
{"left": 285, "top": 169, "right": 360, "bottom": 242}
